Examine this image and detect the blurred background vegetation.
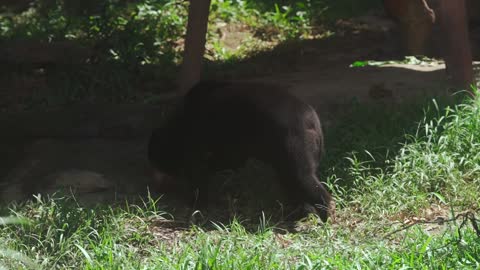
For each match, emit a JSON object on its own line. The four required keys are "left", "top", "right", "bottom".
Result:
{"left": 0, "top": 0, "right": 382, "bottom": 110}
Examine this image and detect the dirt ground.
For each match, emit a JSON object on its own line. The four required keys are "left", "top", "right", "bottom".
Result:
{"left": 1, "top": 15, "right": 479, "bottom": 224}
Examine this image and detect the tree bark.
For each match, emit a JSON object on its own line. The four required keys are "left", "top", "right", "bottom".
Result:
{"left": 178, "top": 0, "right": 212, "bottom": 94}
{"left": 437, "top": 0, "right": 473, "bottom": 89}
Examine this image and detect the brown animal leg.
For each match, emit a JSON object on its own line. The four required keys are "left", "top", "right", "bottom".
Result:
{"left": 383, "top": 0, "right": 436, "bottom": 55}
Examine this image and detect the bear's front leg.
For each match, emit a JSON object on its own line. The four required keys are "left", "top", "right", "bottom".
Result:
{"left": 183, "top": 150, "right": 211, "bottom": 224}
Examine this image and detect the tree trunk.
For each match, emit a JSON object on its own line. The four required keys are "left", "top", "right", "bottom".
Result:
{"left": 437, "top": 0, "right": 473, "bottom": 89}
{"left": 178, "top": 0, "right": 212, "bottom": 94}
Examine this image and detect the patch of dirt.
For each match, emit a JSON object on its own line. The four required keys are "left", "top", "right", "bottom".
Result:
{"left": 386, "top": 206, "right": 480, "bottom": 240}
{"left": 149, "top": 218, "right": 189, "bottom": 245}
{"left": 245, "top": 63, "right": 454, "bottom": 111}
{"left": 218, "top": 23, "right": 253, "bottom": 51}
{"left": 0, "top": 139, "right": 153, "bottom": 204}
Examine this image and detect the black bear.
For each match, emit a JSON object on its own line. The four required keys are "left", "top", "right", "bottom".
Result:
{"left": 148, "top": 81, "right": 334, "bottom": 221}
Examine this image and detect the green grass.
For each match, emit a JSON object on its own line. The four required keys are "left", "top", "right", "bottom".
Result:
{"left": 326, "top": 94, "right": 480, "bottom": 216}
{"left": 2, "top": 93, "right": 480, "bottom": 269}
{"left": 1, "top": 2, "right": 479, "bottom": 268}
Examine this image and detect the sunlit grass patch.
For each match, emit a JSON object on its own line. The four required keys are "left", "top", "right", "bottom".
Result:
{"left": 1, "top": 93, "right": 480, "bottom": 269}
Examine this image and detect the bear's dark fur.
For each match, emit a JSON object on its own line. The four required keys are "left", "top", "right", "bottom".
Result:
{"left": 148, "top": 81, "right": 334, "bottom": 221}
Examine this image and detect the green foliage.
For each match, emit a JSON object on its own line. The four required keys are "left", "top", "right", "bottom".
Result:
{"left": 0, "top": 0, "right": 386, "bottom": 109}
{"left": 2, "top": 94, "right": 480, "bottom": 269}
{"left": 247, "top": 0, "right": 382, "bottom": 23}
{"left": 322, "top": 93, "right": 480, "bottom": 217}
{"left": 1, "top": 194, "right": 166, "bottom": 269}
{"left": 0, "top": 0, "right": 188, "bottom": 66}
{"left": 87, "top": 0, "right": 188, "bottom": 65}
{"left": 0, "top": 0, "right": 382, "bottom": 66}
